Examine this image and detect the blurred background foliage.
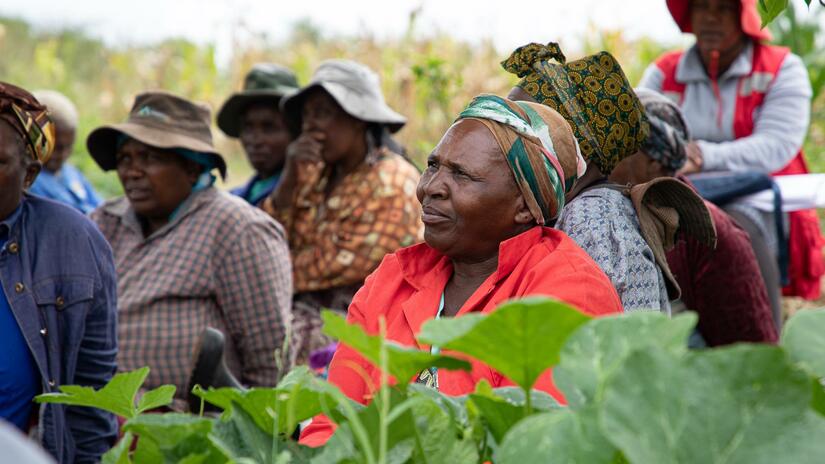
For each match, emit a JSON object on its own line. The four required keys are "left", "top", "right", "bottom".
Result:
{"left": 0, "top": 9, "right": 822, "bottom": 199}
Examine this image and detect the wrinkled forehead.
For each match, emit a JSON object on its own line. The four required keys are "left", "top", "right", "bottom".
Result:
{"left": 434, "top": 119, "right": 505, "bottom": 166}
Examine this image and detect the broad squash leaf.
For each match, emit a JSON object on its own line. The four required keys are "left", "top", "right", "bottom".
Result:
{"left": 758, "top": 0, "right": 789, "bottom": 27}
{"left": 321, "top": 310, "right": 472, "bottom": 387}
{"left": 781, "top": 308, "right": 825, "bottom": 377}
{"left": 601, "top": 345, "right": 825, "bottom": 463}
{"left": 36, "top": 367, "right": 166, "bottom": 419}
{"left": 554, "top": 311, "right": 695, "bottom": 407}
{"left": 496, "top": 408, "right": 618, "bottom": 464}
{"left": 418, "top": 297, "right": 591, "bottom": 391}
{"left": 122, "top": 413, "right": 224, "bottom": 464}
{"left": 409, "top": 395, "right": 479, "bottom": 464}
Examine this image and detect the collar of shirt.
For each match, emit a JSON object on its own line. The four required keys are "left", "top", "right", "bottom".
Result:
{"left": 100, "top": 187, "right": 217, "bottom": 240}
{"left": 393, "top": 226, "right": 545, "bottom": 291}
{"left": 677, "top": 42, "right": 754, "bottom": 83}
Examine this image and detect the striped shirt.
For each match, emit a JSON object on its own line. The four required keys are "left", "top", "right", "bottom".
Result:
{"left": 91, "top": 187, "right": 292, "bottom": 408}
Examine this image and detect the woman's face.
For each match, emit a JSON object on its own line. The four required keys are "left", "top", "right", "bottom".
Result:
{"left": 417, "top": 119, "right": 532, "bottom": 261}
{"left": 44, "top": 124, "right": 75, "bottom": 173}
{"left": 115, "top": 139, "right": 199, "bottom": 220}
{"left": 690, "top": 0, "right": 744, "bottom": 57}
{"left": 239, "top": 103, "right": 291, "bottom": 178}
{"left": 0, "top": 121, "right": 40, "bottom": 220}
{"left": 300, "top": 88, "right": 367, "bottom": 165}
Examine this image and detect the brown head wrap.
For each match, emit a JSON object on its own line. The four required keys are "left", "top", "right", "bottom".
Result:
{"left": 0, "top": 82, "right": 55, "bottom": 164}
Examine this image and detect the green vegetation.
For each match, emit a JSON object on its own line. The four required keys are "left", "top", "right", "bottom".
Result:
{"left": 37, "top": 299, "right": 825, "bottom": 463}
{"left": 2, "top": 10, "right": 822, "bottom": 198}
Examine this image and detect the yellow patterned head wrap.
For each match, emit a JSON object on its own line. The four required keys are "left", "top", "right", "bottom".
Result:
{"left": 502, "top": 42, "right": 649, "bottom": 175}
{"left": 0, "top": 82, "right": 55, "bottom": 164}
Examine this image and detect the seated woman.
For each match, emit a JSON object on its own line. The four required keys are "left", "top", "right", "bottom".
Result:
{"left": 503, "top": 43, "right": 671, "bottom": 314}
{"left": 262, "top": 60, "right": 423, "bottom": 365}
{"left": 28, "top": 90, "right": 102, "bottom": 213}
{"left": 217, "top": 63, "right": 299, "bottom": 206}
{"left": 88, "top": 91, "right": 292, "bottom": 410}
{"left": 300, "top": 95, "right": 623, "bottom": 446}
{"left": 609, "top": 88, "right": 778, "bottom": 345}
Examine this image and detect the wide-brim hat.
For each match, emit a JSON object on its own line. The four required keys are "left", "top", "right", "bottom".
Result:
{"left": 629, "top": 177, "right": 717, "bottom": 299}
{"left": 88, "top": 90, "right": 227, "bottom": 179}
{"left": 666, "top": 0, "right": 772, "bottom": 42}
{"left": 281, "top": 59, "right": 406, "bottom": 134}
{"left": 216, "top": 63, "right": 299, "bottom": 138}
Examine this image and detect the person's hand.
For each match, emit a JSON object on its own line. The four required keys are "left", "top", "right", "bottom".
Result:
{"left": 269, "top": 132, "right": 326, "bottom": 209}
{"left": 285, "top": 132, "right": 325, "bottom": 167}
{"left": 678, "top": 142, "right": 704, "bottom": 175}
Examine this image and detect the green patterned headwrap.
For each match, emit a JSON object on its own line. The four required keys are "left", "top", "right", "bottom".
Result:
{"left": 456, "top": 94, "right": 585, "bottom": 225}
{"left": 502, "top": 42, "right": 649, "bottom": 175}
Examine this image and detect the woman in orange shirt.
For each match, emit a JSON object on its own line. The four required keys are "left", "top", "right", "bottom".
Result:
{"left": 300, "top": 95, "right": 625, "bottom": 446}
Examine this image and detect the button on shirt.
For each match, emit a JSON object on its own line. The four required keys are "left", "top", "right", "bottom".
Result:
{"left": 0, "top": 207, "right": 40, "bottom": 430}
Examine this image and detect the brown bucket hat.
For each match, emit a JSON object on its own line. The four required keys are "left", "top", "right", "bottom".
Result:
{"left": 628, "top": 177, "right": 717, "bottom": 299}
{"left": 87, "top": 91, "right": 227, "bottom": 179}
{"left": 216, "top": 63, "right": 299, "bottom": 138}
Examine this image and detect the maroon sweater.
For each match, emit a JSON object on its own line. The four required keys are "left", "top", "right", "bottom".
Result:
{"left": 667, "top": 198, "right": 778, "bottom": 346}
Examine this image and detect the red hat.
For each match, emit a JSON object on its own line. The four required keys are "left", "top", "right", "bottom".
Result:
{"left": 666, "top": 0, "right": 773, "bottom": 41}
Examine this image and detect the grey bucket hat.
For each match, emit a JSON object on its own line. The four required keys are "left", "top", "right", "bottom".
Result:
{"left": 87, "top": 90, "right": 227, "bottom": 179}
{"left": 281, "top": 59, "right": 406, "bottom": 133}
{"left": 217, "top": 63, "right": 299, "bottom": 138}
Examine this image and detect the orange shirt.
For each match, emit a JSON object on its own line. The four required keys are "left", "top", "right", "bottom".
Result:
{"left": 300, "top": 226, "right": 622, "bottom": 446}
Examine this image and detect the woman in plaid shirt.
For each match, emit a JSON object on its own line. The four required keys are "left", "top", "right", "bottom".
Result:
{"left": 88, "top": 91, "right": 293, "bottom": 410}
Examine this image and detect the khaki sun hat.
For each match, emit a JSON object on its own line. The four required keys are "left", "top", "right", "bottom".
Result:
{"left": 87, "top": 91, "right": 227, "bottom": 179}
{"left": 216, "top": 63, "right": 299, "bottom": 138}
{"left": 281, "top": 59, "right": 406, "bottom": 133}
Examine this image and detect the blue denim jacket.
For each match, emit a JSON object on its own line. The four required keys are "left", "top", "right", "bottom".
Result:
{"left": 0, "top": 194, "right": 118, "bottom": 463}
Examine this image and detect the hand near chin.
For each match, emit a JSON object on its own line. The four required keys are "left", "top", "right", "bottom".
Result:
{"left": 287, "top": 132, "right": 325, "bottom": 166}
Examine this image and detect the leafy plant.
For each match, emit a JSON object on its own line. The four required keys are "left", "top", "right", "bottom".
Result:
{"left": 37, "top": 302, "right": 825, "bottom": 463}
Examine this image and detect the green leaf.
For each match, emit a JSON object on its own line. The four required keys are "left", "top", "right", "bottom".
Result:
{"left": 35, "top": 367, "right": 152, "bottom": 419}
{"left": 496, "top": 409, "right": 618, "bottom": 464}
{"left": 489, "top": 387, "right": 562, "bottom": 412}
{"left": 409, "top": 395, "right": 479, "bottom": 464}
{"left": 554, "top": 312, "right": 695, "bottom": 407}
{"left": 137, "top": 385, "right": 176, "bottom": 414}
{"left": 781, "top": 308, "right": 825, "bottom": 377}
{"left": 123, "top": 413, "right": 225, "bottom": 464}
{"left": 321, "top": 310, "right": 472, "bottom": 386}
{"left": 208, "top": 402, "right": 273, "bottom": 464}
{"left": 193, "top": 366, "right": 362, "bottom": 436}
{"left": 601, "top": 345, "right": 825, "bottom": 463}
{"left": 102, "top": 432, "right": 134, "bottom": 464}
{"left": 758, "top": 0, "right": 790, "bottom": 27}
{"left": 417, "top": 297, "right": 592, "bottom": 391}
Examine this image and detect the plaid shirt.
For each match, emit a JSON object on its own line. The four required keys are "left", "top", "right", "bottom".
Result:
{"left": 92, "top": 188, "right": 292, "bottom": 407}
{"left": 264, "top": 149, "right": 423, "bottom": 292}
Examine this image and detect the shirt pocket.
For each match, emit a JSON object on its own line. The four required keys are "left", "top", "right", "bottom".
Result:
{"left": 32, "top": 276, "right": 96, "bottom": 382}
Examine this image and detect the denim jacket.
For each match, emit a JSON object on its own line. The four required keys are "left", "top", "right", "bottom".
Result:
{"left": 0, "top": 194, "right": 118, "bottom": 463}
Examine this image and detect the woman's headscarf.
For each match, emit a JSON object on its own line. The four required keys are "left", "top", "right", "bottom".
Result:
{"left": 0, "top": 82, "right": 55, "bottom": 164}
{"left": 456, "top": 94, "right": 585, "bottom": 225}
{"left": 635, "top": 88, "right": 690, "bottom": 173}
{"left": 502, "top": 42, "right": 649, "bottom": 175}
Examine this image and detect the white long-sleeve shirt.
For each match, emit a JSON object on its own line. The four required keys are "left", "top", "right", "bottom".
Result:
{"left": 639, "top": 43, "right": 811, "bottom": 173}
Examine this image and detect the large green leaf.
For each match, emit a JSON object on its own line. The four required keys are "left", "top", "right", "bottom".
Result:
{"left": 208, "top": 402, "right": 273, "bottom": 464}
{"left": 417, "top": 297, "right": 592, "bottom": 391}
{"left": 36, "top": 367, "right": 163, "bottom": 419}
{"left": 122, "top": 413, "right": 225, "bottom": 464}
{"left": 554, "top": 312, "right": 695, "bottom": 407}
{"left": 409, "top": 395, "right": 479, "bottom": 464}
{"left": 193, "top": 367, "right": 361, "bottom": 437}
{"left": 321, "top": 310, "right": 472, "bottom": 387}
{"left": 781, "top": 308, "right": 825, "bottom": 377}
{"left": 464, "top": 381, "right": 561, "bottom": 445}
{"left": 601, "top": 345, "right": 825, "bottom": 463}
{"left": 495, "top": 408, "right": 618, "bottom": 464}
{"left": 137, "top": 385, "right": 176, "bottom": 414}
{"left": 758, "top": 0, "right": 790, "bottom": 27}
{"left": 102, "top": 432, "right": 134, "bottom": 464}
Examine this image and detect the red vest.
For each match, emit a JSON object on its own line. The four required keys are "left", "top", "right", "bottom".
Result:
{"left": 655, "top": 44, "right": 824, "bottom": 299}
